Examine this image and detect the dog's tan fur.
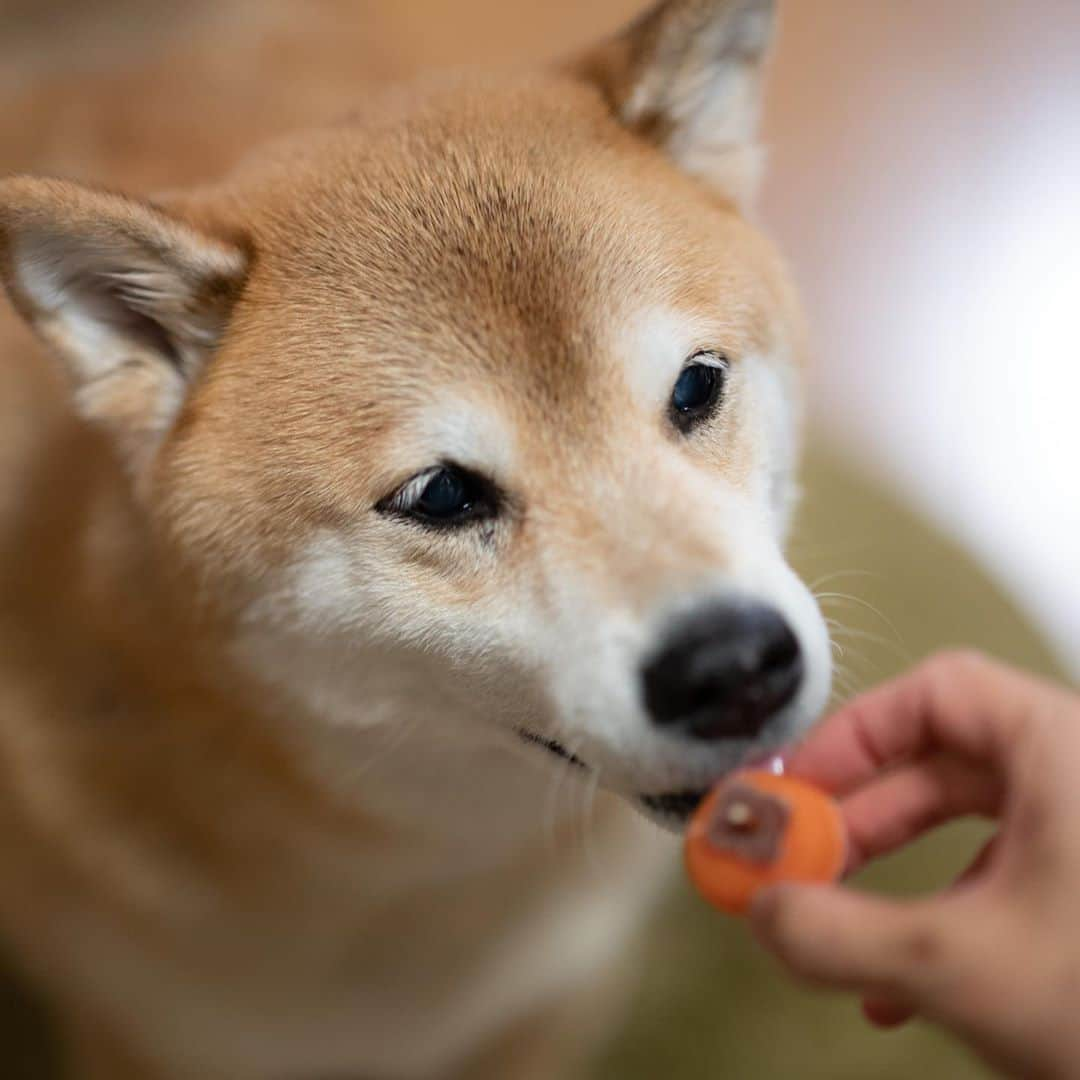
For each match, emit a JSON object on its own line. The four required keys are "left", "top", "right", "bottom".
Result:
{"left": 0, "top": 2, "right": 830, "bottom": 1076}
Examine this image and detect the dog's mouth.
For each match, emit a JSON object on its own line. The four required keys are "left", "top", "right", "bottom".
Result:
{"left": 517, "top": 729, "right": 711, "bottom": 826}
{"left": 516, "top": 729, "right": 588, "bottom": 769}
{"left": 637, "top": 789, "right": 709, "bottom": 823}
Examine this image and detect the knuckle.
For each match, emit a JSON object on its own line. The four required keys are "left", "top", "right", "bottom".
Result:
{"left": 896, "top": 921, "right": 949, "bottom": 969}
{"left": 891, "top": 911, "right": 989, "bottom": 1006}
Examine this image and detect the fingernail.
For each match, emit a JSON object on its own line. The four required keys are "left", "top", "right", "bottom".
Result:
{"left": 741, "top": 749, "right": 792, "bottom": 775}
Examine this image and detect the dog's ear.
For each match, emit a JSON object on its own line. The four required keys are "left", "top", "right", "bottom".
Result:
{"left": 576, "top": 0, "right": 776, "bottom": 208}
{"left": 0, "top": 176, "right": 249, "bottom": 476}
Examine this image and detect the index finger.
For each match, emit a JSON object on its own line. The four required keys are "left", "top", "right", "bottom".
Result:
{"left": 785, "top": 651, "right": 1064, "bottom": 796}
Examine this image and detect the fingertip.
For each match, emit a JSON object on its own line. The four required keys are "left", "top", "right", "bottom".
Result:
{"left": 747, "top": 883, "right": 827, "bottom": 953}
{"left": 862, "top": 996, "right": 916, "bottom": 1029}
{"left": 747, "top": 883, "right": 791, "bottom": 941}
{"left": 779, "top": 709, "right": 881, "bottom": 796}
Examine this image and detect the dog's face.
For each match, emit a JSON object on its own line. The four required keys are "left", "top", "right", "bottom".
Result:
{"left": 0, "top": 0, "right": 830, "bottom": 829}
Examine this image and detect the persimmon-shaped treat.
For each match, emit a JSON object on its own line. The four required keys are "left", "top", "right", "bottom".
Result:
{"left": 685, "top": 770, "right": 846, "bottom": 915}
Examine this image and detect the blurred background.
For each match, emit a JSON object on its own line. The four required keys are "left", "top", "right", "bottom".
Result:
{"left": 1, "top": 1, "right": 1075, "bottom": 1077}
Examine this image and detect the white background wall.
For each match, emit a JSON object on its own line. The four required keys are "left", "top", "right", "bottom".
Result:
{"left": 763, "top": 0, "right": 1080, "bottom": 676}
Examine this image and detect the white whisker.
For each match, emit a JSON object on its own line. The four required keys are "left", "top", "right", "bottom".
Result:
{"left": 807, "top": 568, "right": 879, "bottom": 593}
{"left": 814, "top": 591, "right": 904, "bottom": 649}
{"left": 578, "top": 766, "right": 602, "bottom": 873}
{"left": 542, "top": 734, "right": 589, "bottom": 854}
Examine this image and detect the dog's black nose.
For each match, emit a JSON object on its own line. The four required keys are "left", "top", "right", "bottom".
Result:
{"left": 641, "top": 603, "right": 803, "bottom": 740}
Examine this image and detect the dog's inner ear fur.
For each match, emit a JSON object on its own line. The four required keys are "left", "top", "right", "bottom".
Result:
{"left": 577, "top": 0, "right": 775, "bottom": 208}
{"left": 0, "top": 178, "right": 248, "bottom": 476}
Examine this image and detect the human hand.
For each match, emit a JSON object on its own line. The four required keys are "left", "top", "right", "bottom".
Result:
{"left": 749, "top": 651, "right": 1080, "bottom": 1079}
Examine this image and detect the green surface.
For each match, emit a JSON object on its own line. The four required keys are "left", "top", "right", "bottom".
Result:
{"left": 594, "top": 440, "right": 1062, "bottom": 1080}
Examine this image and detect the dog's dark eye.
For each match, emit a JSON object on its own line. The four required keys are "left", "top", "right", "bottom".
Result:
{"left": 416, "top": 468, "right": 473, "bottom": 519}
{"left": 379, "top": 464, "right": 497, "bottom": 528}
{"left": 671, "top": 354, "right": 728, "bottom": 432}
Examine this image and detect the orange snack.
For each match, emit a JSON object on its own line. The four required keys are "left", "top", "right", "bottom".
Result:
{"left": 685, "top": 770, "right": 847, "bottom": 915}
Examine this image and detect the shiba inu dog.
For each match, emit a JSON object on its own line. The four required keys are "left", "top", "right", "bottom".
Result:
{"left": 0, "top": 0, "right": 831, "bottom": 1075}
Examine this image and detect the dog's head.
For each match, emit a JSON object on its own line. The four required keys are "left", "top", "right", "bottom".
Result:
{"left": 0, "top": 0, "right": 830, "bottom": 830}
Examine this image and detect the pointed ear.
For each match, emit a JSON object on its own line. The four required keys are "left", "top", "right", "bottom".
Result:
{"left": 0, "top": 176, "right": 249, "bottom": 475}
{"left": 575, "top": 0, "right": 776, "bottom": 208}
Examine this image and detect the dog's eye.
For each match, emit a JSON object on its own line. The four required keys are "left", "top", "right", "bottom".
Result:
{"left": 416, "top": 469, "right": 474, "bottom": 519}
{"left": 671, "top": 353, "right": 728, "bottom": 432}
{"left": 378, "top": 464, "right": 497, "bottom": 528}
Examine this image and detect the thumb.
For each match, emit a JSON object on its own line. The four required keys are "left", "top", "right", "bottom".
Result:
{"left": 749, "top": 884, "right": 969, "bottom": 1007}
